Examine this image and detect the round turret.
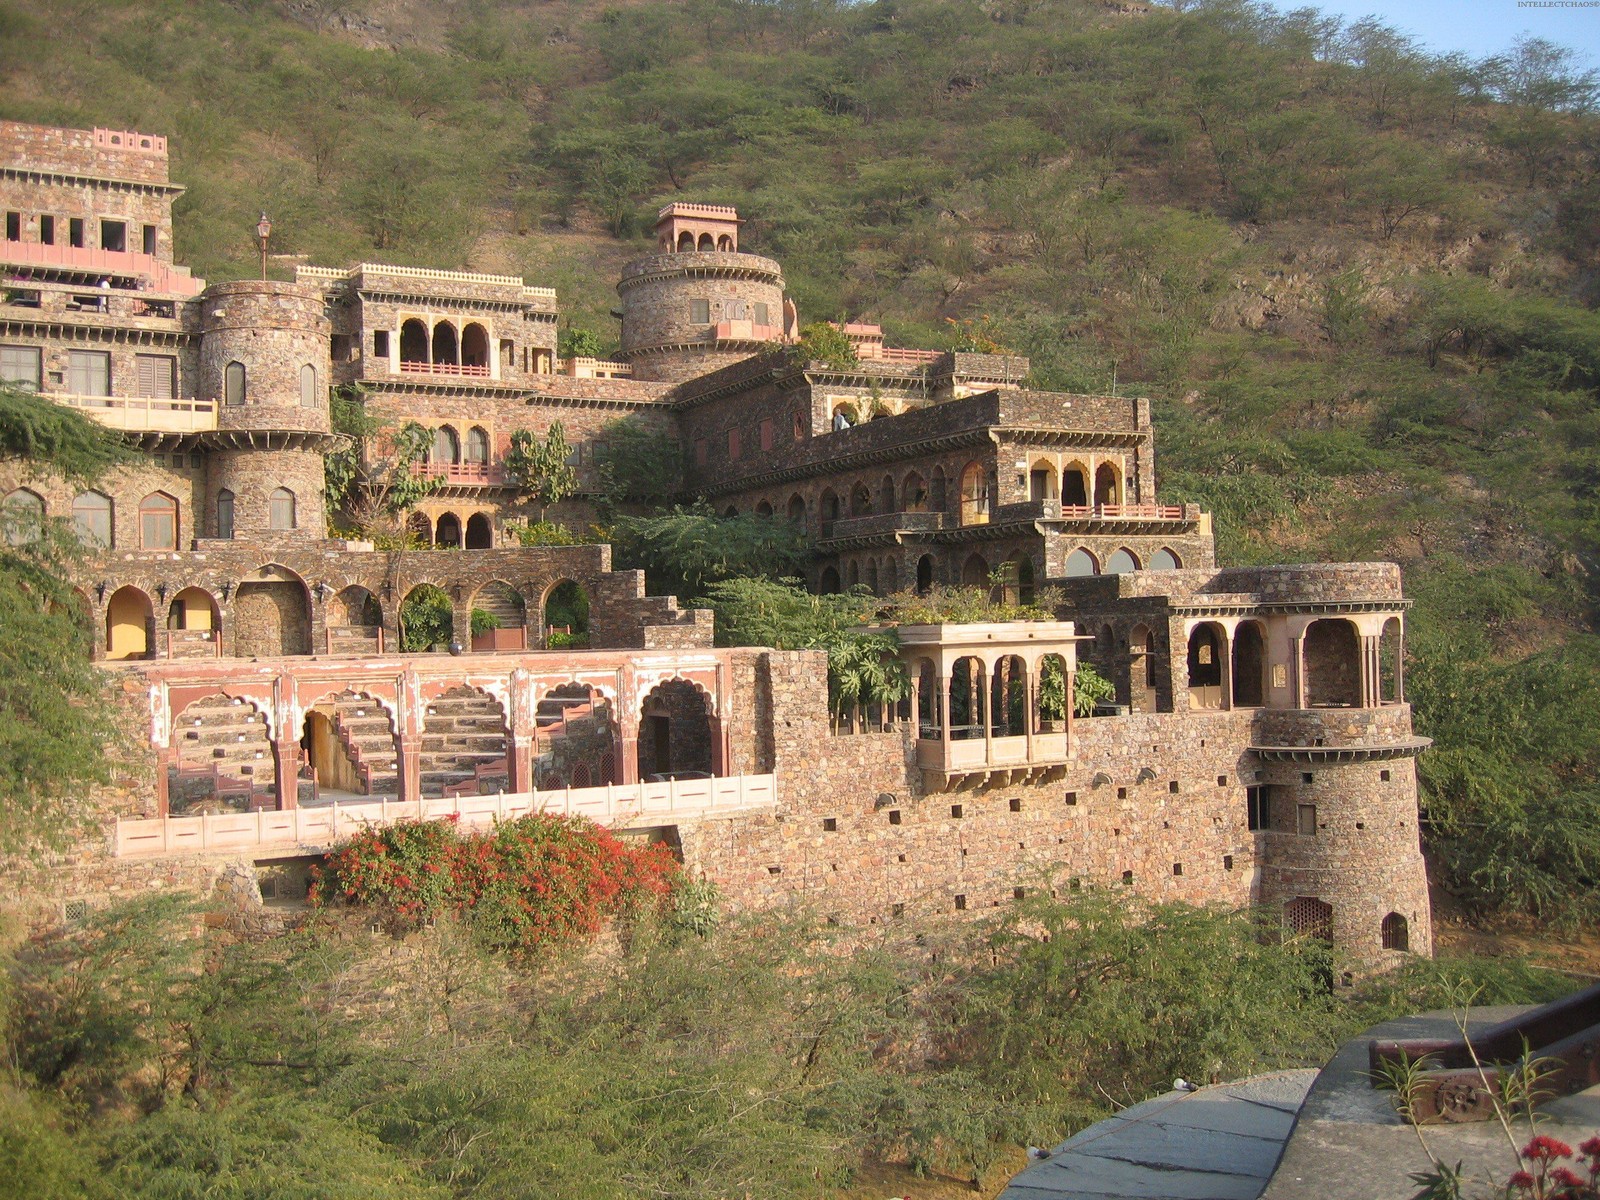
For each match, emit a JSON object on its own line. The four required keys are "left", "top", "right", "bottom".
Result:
{"left": 197, "top": 280, "right": 335, "bottom": 540}
{"left": 617, "top": 205, "right": 787, "bottom": 383}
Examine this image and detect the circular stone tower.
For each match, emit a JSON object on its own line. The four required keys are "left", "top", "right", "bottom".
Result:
{"left": 617, "top": 204, "right": 786, "bottom": 383}
{"left": 197, "top": 281, "right": 337, "bottom": 540}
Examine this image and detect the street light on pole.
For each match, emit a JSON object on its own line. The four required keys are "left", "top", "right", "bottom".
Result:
{"left": 256, "top": 212, "right": 272, "bottom": 281}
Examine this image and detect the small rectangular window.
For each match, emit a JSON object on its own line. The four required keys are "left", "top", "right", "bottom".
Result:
{"left": 134, "top": 354, "right": 176, "bottom": 399}
{"left": 67, "top": 349, "right": 110, "bottom": 397}
{"left": 754, "top": 301, "right": 770, "bottom": 326}
{"left": 694, "top": 438, "right": 707, "bottom": 467}
{"left": 0, "top": 344, "right": 42, "bottom": 388}
{"left": 374, "top": 330, "right": 390, "bottom": 357}
{"left": 69, "top": 217, "right": 84, "bottom": 248}
{"left": 100, "top": 219, "right": 126, "bottom": 252}
{"left": 690, "top": 299, "right": 710, "bottom": 324}
{"left": 142, "top": 224, "right": 157, "bottom": 255}
{"left": 4, "top": 212, "right": 18, "bottom": 241}
{"left": 1297, "top": 803, "right": 1318, "bottom": 837}
{"left": 39, "top": 215, "right": 54, "bottom": 245}
{"left": 1246, "top": 785, "right": 1271, "bottom": 832}
{"left": 727, "top": 427, "right": 740, "bottom": 459}
{"left": 759, "top": 418, "right": 773, "bottom": 451}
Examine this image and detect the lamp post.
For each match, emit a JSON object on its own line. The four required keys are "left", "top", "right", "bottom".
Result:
{"left": 256, "top": 213, "right": 272, "bottom": 281}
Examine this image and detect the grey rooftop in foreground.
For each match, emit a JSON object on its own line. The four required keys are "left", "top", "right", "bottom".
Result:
{"left": 999, "top": 1070, "right": 1317, "bottom": 1200}
{"left": 1262, "top": 1006, "right": 1600, "bottom": 1200}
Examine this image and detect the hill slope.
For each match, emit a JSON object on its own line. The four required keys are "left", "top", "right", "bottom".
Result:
{"left": 2, "top": 0, "right": 1597, "bottom": 920}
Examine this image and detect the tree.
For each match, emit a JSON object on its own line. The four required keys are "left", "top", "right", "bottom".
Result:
{"left": 0, "top": 383, "right": 135, "bottom": 854}
{"left": 504, "top": 423, "right": 579, "bottom": 520}
{"left": 611, "top": 506, "right": 811, "bottom": 598}
{"left": 593, "top": 415, "right": 680, "bottom": 514}
{"left": 795, "top": 322, "right": 857, "bottom": 369}
{"left": 323, "top": 388, "right": 440, "bottom": 543}
{"left": 557, "top": 328, "right": 603, "bottom": 360}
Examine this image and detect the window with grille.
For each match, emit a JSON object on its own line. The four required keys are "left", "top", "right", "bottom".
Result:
{"left": 72, "top": 491, "right": 112, "bottom": 547}
{"left": 0, "top": 344, "right": 41, "bottom": 388}
{"left": 1381, "top": 912, "right": 1409, "bottom": 951}
{"left": 1284, "top": 896, "right": 1332, "bottom": 941}
{"left": 755, "top": 301, "right": 770, "bottom": 326}
{"left": 68, "top": 349, "right": 110, "bottom": 396}
{"left": 134, "top": 354, "right": 176, "bottom": 399}
{"left": 139, "top": 492, "right": 177, "bottom": 550}
{"left": 465, "top": 427, "right": 490, "bottom": 464}
{"left": 690, "top": 299, "right": 710, "bottom": 324}
{"left": 1297, "top": 803, "right": 1318, "bottom": 837}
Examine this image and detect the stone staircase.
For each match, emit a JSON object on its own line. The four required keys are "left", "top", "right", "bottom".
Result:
{"left": 330, "top": 694, "right": 399, "bottom": 795}
{"left": 170, "top": 695, "right": 274, "bottom": 812}
{"left": 420, "top": 688, "right": 508, "bottom": 796}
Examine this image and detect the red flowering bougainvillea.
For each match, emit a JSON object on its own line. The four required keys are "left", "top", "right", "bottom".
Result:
{"left": 1506, "top": 1134, "right": 1600, "bottom": 1200}
{"left": 313, "top": 814, "right": 681, "bottom": 953}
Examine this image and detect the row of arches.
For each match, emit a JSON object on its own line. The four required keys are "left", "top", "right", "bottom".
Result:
{"left": 677, "top": 231, "right": 734, "bottom": 251}
{"left": 820, "top": 551, "right": 1039, "bottom": 603}
{"left": 734, "top": 458, "right": 1129, "bottom": 536}
{"left": 409, "top": 510, "right": 494, "bottom": 549}
{"left": 90, "top": 569, "right": 594, "bottom": 661}
{"left": 908, "top": 653, "right": 1072, "bottom": 741}
{"left": 222, "top": 362, "right": 320, "bottom": 408}
{"left": 1023, "top": 457, "right": 1123, "bottom": 507}
{"left": 399, "top": 319, "right": 492, "bottom": 373}
{"left": 1066, "top": 546, "right": 1182, "bottom": 576}
{"left": 166, "top": 676, "right": 715, "bottom": 813}
{"left": 1183, "top": 617, "right": 1401, "bottom": 711}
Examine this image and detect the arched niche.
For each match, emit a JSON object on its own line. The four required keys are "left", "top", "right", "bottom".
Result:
{"left": 105, "top": 585, "right": 153, "bottom": 660}
{"left": 399, "top": 319, "right": 428, "bottom": 366}
{"left": 915, "top": 554, "right": 934, "bottom": 595}
{"left": 435, "top": 512, "right": 463, "bottom": 548}
{"left": 543, "top": 578, "right": 590, "bottom": 646}
{"left": 536, "top": 682, "right": 618, "bottom": 789}
{"left": 960, "top": 552, "right": 990, "bottom": 590}
{"left": 234, "top": 564, "right": 313, "bottom": 657}
{"left": 1065, "top": 548, "right": 1099, "bottom": 577}
{"left": 170, "top": 692, "right": 275, "bottom": 813}
{"left": 471, "top": 579, "right": 526, "bottom": 651}
{"left": 1186, "top": 622, "right": 1226, "bottom": 711}
{"left": 1106, "top": 548, "right": 1139, "bottom": 574}
{"left": 300, "top": 689, "right": 400, "bottom": 797}
{"left": 465, "top": 512, "right": 493, "bottom": 549}
{"left": 1231, "top": 620, "right": 1267, "bottom": 708}
{"left": 421, "top": 684, "right": 507, "bottom": 797}
{"left": 849, "top": 480, "right": 872, "bottom": 518}
{"left": 819, "top": 565, "right": 841, "bottom": 594}
{"left": 1150, "top": 548, "right": 1181, "bottom": 571}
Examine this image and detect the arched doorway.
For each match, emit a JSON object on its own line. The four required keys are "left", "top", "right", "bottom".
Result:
{"left": 1186, "top": 624, "right": 1225, "bottom": 710}
{"left": 435, "top": 512, "right": 463, "bottom": 548}
{"left": 1129, "top": 624, "right": 1156, "bottom": 713}
{"left": 915, "top": 554, "right": 934, "bottom": 595}
{"left": 543, "top": 579, "right": 590, "bottom": 647}
{"left": 431, "top": 321, "right": 459, "bottom": 366}
{"left": 331, "top": 586, "right": 382, "bottom": 652}
{"left": 399, "top": 319, "right": 428, "bottom": 367}
{"left": 819, "top": 565, "right": 841, "bottom": 594}
{"left": 992, "top": 654, "right": 1029, "bottom": 736}
{"left": 105, "top": 585, "right": 153, "bottom": 660}
{"left": 850, "top": 480, "right": 872, "bottom": 518}
{"left": 234, "top": 565, "right": 313, "bottom": 657}
{"left": 958, "top": 462, "right": 989, "bottom": 525}
{"left": 902, "top": 473, "right": 928, "bottom": 512}
{"left": 961, "top": 552, "right": 990, "bottom": 590}
{"left": 637, "top": 679, "right": 715, "bottom": 780}
{"left": 1028, "top": 460, "right": 1058, "bottom": 503}
{"left": 1094, "top": 463, "right": 1120, "bottom": 506}
{"left": 1062, "top": 462, "right": 1089, "bottom": 507}
{"left": 301, "top": 690, "right": 399, "bottom": 797}
{"left": 400, "top": 584, "right": 454, "bottom": 652}
{"left": 407, "top": 512, "right": 433, "bottom": 546}
{"left": 1304, "top": 619, "right": 1360, "bottom": 707}
{"left": 471, "top": 580, "right": 526, "bottom": 651}
{"left": 166, "top": 586, "right": 219, "bottom": 657}
{"left": 461, "top": 323, "right": 489, "bottom": 370}
{"left": 465, "top": 512, "right": 493, "bottom": 549}
{"left": 1232, "top": 621, "right": 1266, "bottom": 707}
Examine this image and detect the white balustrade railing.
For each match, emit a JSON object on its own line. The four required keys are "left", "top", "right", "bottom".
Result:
{"left": 113, "top": 773, "right": 778, "bottom": 857}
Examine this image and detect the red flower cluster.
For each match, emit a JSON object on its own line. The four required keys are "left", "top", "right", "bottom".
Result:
{"left": 312, "top": 814, "right": 681, "bottom": 954}
{"left": 1507, "top": 1133, "right": 1600, "bottom": 1200}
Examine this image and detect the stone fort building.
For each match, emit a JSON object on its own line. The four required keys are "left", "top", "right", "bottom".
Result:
{"left": 0, "top": 120, "right": 1430, "bottom": 961}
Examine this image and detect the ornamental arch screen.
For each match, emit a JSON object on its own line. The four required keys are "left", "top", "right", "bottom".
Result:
{"left": 637, "top": 679, "right": 714, "bottom": 780}
{"left": 1285, "top": 896, "right": 1333, "bottom": 942}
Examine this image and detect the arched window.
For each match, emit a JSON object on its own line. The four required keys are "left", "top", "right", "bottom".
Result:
{"left": 677, "top": 231, "right": 694, "bottom": 251}
{"left": 399, "top": 318, "right": 428, "bottom": 366}
{"left": 216, "top": 489, "right": 235, "bottom": 540}
{"left": 465, "top": 427, "right": 490, "bottom": 464}
{"left": 958, "top": 461, "right": 989, "bottom": 526}
{"left": 3, "top": 488, "right": 43, "bottom": 546}
{"left": 432, "top": 426, "right": 460, "bottom": 465}
{"left": 716, "top": 234, "right": 733, "bottom": 250}
{"left": 1065, "top": 549, "right": 1099, "bottom": 577}
{"left": 139, "top": 491, "right": 177, "bottom": 550}
{"left": 1381, "top": 913, "right": 1409, "bottom": 952}
{"left": 269, "top": 487, "right": 296, "bottom": 531}
{"left": 461, "top": 323, "right": 489, "bottom": 369}
{"left": 697, "top": 233, "right": 714, "bottom": 250}
{"left": 72, "top": 490, "right": 112, "bottom": 547}
{"left": 432, "top": 321, "right": 459, "bottom": 366}
{"left": 1106, "top": 548, "right": 1139, "bottom": 574}
{"left": 299, "top": 364, "right": 318, "bottom": 408}
{"left": 1150, "top": 548, "right": 1181, "bottom": 571}
{"left": 224, "top": 361, "right": 245, "bottom": 406}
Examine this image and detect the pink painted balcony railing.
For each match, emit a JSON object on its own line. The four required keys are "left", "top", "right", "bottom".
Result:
{"left": 1, "top": 241, "right": 202, "bottom": 295}
{"left": 423, "top": 461, "right": 506, "bottom": 485}
{"left": 1009, "top": 501, "right": 1187, "bottom": 521}
{"left": 398, "top": 359, "right": 492, "bottom": 378}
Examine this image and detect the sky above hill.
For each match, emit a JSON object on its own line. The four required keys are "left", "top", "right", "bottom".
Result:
{"left": 1299, "top": 0, "right": 1599, "bottom": 62}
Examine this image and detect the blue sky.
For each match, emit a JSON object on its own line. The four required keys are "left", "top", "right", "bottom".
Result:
{"left": 1293, "top": 0, "right": 1599, "bottom": 63}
